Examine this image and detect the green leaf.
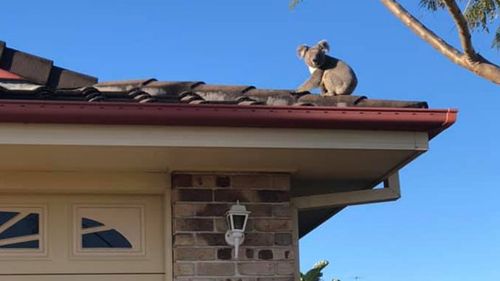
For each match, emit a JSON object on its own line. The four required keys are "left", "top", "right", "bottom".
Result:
{"left": 463, "top": 0, "right": 499, "bottom": 31}
{"left": 492, "top": 26, "right": 500, "bottom": 48}
{"left": 420, "top": 0, "right": 446, "bottom": 11}
{"left": 301, "top": 260, "right": 329, "bottom": 281}
{"left": 419, "top": 0, "right": 499, "bottom": 49}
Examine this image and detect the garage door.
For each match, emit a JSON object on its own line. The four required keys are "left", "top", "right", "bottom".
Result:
{"left": 0, "top": 195, "right": 164, "bottom": 281}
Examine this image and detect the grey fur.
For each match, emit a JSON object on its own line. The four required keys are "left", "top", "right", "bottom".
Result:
{"left": 297, "top": 40, "right": 357, "bottom": 96}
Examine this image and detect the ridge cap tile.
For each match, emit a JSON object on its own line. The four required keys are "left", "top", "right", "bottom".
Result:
{"left": 0, "top": 48, "right": 53, "bottom": 85}
{"left": 48, "top": 66, "right": 98, "bottom": 89}
{"left": 0, "top": 41, "right": 97, "bottom": 89}
{"left": 0, "top": 41, "right": 5, "bottom": 58}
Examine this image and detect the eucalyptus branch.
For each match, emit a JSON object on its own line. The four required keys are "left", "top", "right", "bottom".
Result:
{"left": 442, "top": 0, "right": 478, "bottom": 61}
{"left": 380, "top": 0, "right": 500, "bottom": 84}
{"left": 380, "top": 0, "right": 465, "bottom": 66}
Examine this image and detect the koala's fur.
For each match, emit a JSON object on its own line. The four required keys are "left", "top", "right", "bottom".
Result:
{"left": 297, "top": 40, "right": 357, "bottom": 95}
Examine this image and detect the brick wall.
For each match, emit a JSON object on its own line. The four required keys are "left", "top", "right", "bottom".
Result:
{"left": 172, "top": 172, "right": 296, "bottom": 281}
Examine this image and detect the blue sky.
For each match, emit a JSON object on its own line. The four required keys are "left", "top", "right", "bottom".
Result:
{"left": 1, "top": 1, "right": 499, "bottom": 280}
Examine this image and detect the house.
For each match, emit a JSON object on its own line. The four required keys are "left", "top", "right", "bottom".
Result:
{"left": 0, "top": 41, "right": 456, "bottom": 281}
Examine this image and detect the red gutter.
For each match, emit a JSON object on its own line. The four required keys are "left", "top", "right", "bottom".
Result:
{"left": 0, "top": 100, "right": 457, "bottom": 138}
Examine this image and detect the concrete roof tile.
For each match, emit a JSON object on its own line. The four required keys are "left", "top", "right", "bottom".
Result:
{"left": 0, "top": 40, "right": 429, "bottom": 110}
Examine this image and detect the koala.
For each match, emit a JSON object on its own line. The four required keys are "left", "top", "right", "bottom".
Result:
{"left": 297, "top": 40, "right": 357, "bottom": 96}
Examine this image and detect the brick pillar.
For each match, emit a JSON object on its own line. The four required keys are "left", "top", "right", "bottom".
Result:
{"left": 172, "top": 172, "right": 296, "bottom": 281}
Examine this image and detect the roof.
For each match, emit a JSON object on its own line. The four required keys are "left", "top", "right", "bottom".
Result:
{"left": 0, "top": 41, "right": 457, "bottom": 138}
{"left": 0, "top": 40, "right": 430, "bottom": 107}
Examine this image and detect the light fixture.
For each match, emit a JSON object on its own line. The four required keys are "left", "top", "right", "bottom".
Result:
{"left": 225, "top": 201, "right": 250, "bottom": 259}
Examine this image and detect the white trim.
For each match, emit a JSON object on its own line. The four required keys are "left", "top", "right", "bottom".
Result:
{"left": 0, "top": 123, "right": 428, "bottom": 151}
{"left": 80, "top": 226, "right": 113, "bottom": 235}
{"left": 291, "top": 172, "right": 401, "bottom": 210}
{"left": 0, "top": 234, "right": 40, "bottom": 246}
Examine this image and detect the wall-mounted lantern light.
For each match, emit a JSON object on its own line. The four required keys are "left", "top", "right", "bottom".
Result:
{"left": 225, "top": 201, "right": 250, "bottom": 259}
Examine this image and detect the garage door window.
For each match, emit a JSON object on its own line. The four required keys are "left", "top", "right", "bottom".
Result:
{"left": 81, "top": 217, "right": 132, "bottom": 248}
{"left": 0, "top": 207, "right": 44, "bottom": 252}
{"left": 74, "top": 205, "right": 144, "bottom": 255}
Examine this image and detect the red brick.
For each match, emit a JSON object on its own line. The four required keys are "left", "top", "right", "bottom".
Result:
{"left": 276, "top": 262, "right": 295, "bottom": 275}
{"left": 174, "top": 233, "right": 195, "bottom": 246}
{"left": 175, "top": 189, "right": 213, "bottom": 202}
{"left": 238, "top": 262, "right": 275, "bottom": 275}
{"left": 242, "top": 233, "right": 274, "bottom": 246}
{"left": 244, "top": 219, "right": 254, "bottom": 232}
{"left": 253, "top": 220, "right": 291, "bottom": 232}
{"left": 258, "top": 249, "right": 273, "bottom": 260}
{"left": 174, "top": 203, "right": 198, "bottom": 217}
{"left": 175, "top": 218, "right": 213, "bottom": 231}
{"left": 245, "top": 248, "right": 255, "bottom": 259}
{"left": 272, "top": 205, "right": 291, "bottom": 217}
{"left": 197, "top": 262, "right": 235, "bottom": 276}
{"left": 274, "top": 233, "right": 292, "bottom": 246}
{"left": 177, "top": 279, "right": 215, "bottom": 281}
{"left": 216, "top": 176, "right": 231, "bottom": 188}
{"left": 257, "top": 191, "right": 289, "bottom": 203}
{"left": 196, "top": 204, "right": 230, "bottom": 217}
{"left": 231, "top": 175, "right": 272, "bottom": 189}
{"left": 214, "top": 218, "right": 228, "bottom": 232}
{"left": 217, "top": 278, "right": 256, "bottom": 281}
{"left": 214, "top": 190, "right": 255, "bottom": 202}
{"left": 196, "top": 233, "right": 226, "bottom": 246}
{"left": 175, "top": 248, "right": 214, "bottom": 261}
{"left": 257, "top": 278, "right": 294, "bottom": 281}
{"left": 273, "top": 249, "right": 295, "bottom": 260}
{"left": 217, "top": 248, "right": 233, "bottom": 260}
{"left": 246, "top": 204, "right": 273, "bottom": 217}
{"left": 175, "top": 203, "right": 231, "bottom": 218}
{"left": 174, "top": 263, "right": 195, "bottom": 276}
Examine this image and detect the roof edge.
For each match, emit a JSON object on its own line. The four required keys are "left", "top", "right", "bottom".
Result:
{"left": 0, "top": 100, "right": 457, "bottom": 138}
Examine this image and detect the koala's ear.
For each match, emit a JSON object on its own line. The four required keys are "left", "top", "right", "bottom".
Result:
{"left": 297, "top": 45, "right": 309, "bottom": 58}
{"left": 317, "top": 40, "right": 330, "bottom": 52}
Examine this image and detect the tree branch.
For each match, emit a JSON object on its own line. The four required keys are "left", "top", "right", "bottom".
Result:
{"left": 442, "top": 0, "right": 478, "bottom": 61}
{"left": 380, "top": 0, "right": 500, "bottom": 84}
{"left": 380, "top": 0, "right": 466, "bottom": 67}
